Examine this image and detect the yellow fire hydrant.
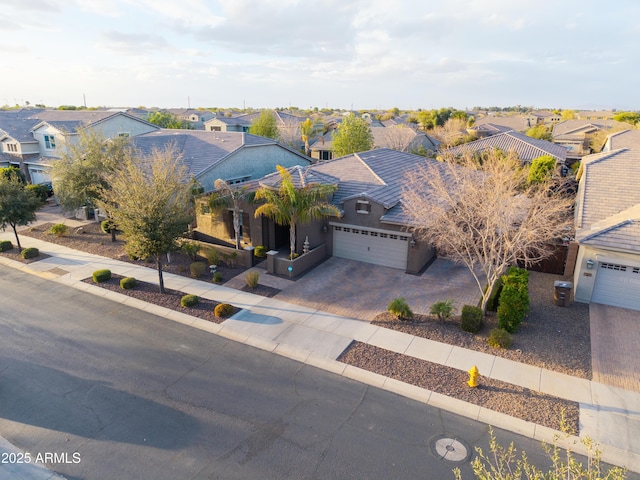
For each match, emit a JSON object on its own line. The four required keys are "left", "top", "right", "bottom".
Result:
{"left": 468, "top": 365, "right": 480, "bottom": 388}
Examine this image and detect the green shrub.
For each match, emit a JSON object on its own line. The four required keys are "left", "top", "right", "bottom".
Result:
{"left": 460, "top": 305, "right": 483, "bottom": 333}
{"left": 387, "top": 297, "right": 413, "bottom": 320}
{"left": 212, "top": 271, "right": 223, "bottom": 284}
{"left": 254, "top": 245, "right": 267, "bottom": 258}
{"left": 487, "top": 328, "right": 513, "bottom": 349}
{"left": 119, "top": 277, "right": 136, "bottom": 289}
{"left": 21, "top": 247, "right": 39, "bottom": 259}
{"left": 181, "top": 241, "right": 201, "bottom": 261}
{"left": 180, "top": 294, "right": 199, "bottom": 308}
{"left": 214, "top": 303, "right": 234, "bottom": 318}
{"left": 245, "top": 270, "right": 259, "bottom": 288}
{"left": 101, "top": 219, "right": 116, "bottom": 234}
{"left": 204, "top": 248, "right": 219, "bottom": 266}
{"left": 430, "top": 300, "right": 454, "bottom": 322}
{"left": 26, "top": 184, "right": 49, "bottom": 203}
{"left": 92, "top": 269, "right": 111, "bottom": 283}
{"left": 189, "top": 261, "right": 206, "bottom": 278}
{"left": 48, "top": 223, "right": 68, "bottom": 237}
{"left": 497, "top": 267, "right": 530, "bottom": 333}
{"left": 0, "top": 240, "right": 13, "bottom": 252}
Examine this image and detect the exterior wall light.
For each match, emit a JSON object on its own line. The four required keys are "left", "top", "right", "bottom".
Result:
{"left": 322, "top": 224, "right": 329, "bottom": 233}
{"left": 409, "top": 237, "right": 417, "bottom": 248}
{"left": 586, "top": 259, "right": 595, "bottom": 270}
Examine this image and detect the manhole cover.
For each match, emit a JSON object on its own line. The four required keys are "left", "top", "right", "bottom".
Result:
{"left": 430, "top": 435, "right": 470, "bottom": 463}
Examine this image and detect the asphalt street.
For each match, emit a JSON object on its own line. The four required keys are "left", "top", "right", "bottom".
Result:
{"left": 0, "top": 265, "right": 569, "bottom": 479}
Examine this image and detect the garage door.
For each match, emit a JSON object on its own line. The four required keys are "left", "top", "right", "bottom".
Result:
{"left": 333, "top": 225, "right": 409, "bottom": 270}
{"left": 29, "top": 168, "right": 51, "bottom": 185}
{"left": 591, "top": 262, "right": 640, "bottom": 311}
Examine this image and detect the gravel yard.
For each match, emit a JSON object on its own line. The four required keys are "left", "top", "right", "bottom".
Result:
{"left": 9, "top": 222, "right": 591, "bottom": 431}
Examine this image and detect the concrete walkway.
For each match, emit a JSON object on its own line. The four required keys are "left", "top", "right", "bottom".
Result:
{"left": 1, "top": 228, "right": 640, "bottom": 477}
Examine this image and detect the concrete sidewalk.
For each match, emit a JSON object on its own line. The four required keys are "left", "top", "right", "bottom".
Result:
{"left": 1, "top": 230, "right": 639, "bottom": 476}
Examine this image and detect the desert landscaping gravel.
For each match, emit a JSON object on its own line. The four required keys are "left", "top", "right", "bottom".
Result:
{"left": 12, "top": 221, "right": 591, "bottom": 431}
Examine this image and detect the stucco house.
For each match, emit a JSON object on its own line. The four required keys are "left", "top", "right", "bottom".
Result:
{"left": 309, "top": 127, "right": 439, "bottom": 161}
{"left": 572, "top": 130, "right": 640, "bottom": 311}
{"left": 196, "top": 149, "right": 442, "bottom": 274}
{"left": 131, "top": 129, "right": 312, "bottom": 193}
{"left": 0, "top": 109, "right": 159, "bottom": 183}
{"left": 551, "top": 119, "right": 628, "bottom": 163}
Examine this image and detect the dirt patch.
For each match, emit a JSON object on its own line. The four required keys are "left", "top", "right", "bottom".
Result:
{"left": 241, "top": 284, "right": 281, "bottom": 298}
{"left": 338, "top": 341, "right": 579, "bottom": 433}
{"left": 84, "top": 274, "right": 240, "bottom": 324}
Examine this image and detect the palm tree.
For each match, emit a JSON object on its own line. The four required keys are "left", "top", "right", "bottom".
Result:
{"left": 300, "top": 117, "right": 324, "bottom": 157}
{"left": 254, "top": 165, "right": 341, "bottom": 260}
{"left": 207, "top": 179, "right": 255, "bottom": 249}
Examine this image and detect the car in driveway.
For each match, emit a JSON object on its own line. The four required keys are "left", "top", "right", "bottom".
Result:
{"left": 37, "top": 181, "right": 54, "bottom": 197}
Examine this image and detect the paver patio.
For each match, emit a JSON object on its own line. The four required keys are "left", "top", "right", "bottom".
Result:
{"left": 269, "top": 257, "right": 481, "bottom": 321}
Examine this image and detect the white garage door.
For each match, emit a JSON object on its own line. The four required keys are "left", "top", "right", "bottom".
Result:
{"left": 591, "top": 262, "right": 640, "bottom": 311}
{"left": 29, "top": 168, "right": 51, "bottom": 185}
{"left": 333, "top": 225, "right": 409, "bottom": 270}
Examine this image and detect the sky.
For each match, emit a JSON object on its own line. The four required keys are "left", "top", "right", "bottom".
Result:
{"left": 2, "top": 0, "right": 639, "bottom": 111}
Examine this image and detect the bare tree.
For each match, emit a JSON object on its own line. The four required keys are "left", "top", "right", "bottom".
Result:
{"left": 402, "top": 150, "right": 573, "bottom": 313}
{"left": 374, "top": 125, "right": 417, "bottom": 152}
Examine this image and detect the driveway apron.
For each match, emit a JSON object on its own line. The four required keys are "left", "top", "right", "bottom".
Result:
{"left": 272, "top": 257, "right": 481, "bottom": 321}
{"left": 590, "top": 303, "right": 640, "bottom": 392}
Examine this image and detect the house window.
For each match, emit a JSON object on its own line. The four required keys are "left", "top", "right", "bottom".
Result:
{"left": 600, "top": 263, "right": 626, "bottom": 272}
{"left": 356, "top": 200, "right": 371, "bottom": 214}
{"left": 118, "top": 132, "right": 130, "bottom": 138}
{"left": 352, "top": 228, "right": 359, "bottom": 234}
{"left": 7, "top": 143, "right": 18, "bottom": 152}
{"left": 320, "top": 150, "right": 332, "bottom": 161}
{"left": 370, "top": 232, "right": 378, "bottom": 237}
{"left": 44, "top": 135, "right": 56, "bottom": 149}
{"left": 210, "top": 126, "right": 221, "bottom": 131}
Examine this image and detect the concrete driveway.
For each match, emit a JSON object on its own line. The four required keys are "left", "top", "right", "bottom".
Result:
{"left": 590, "top": 303, "right": 640, "bottom": 393}
{"left": 273, "top": 257, "right": 481, "bottom": 321}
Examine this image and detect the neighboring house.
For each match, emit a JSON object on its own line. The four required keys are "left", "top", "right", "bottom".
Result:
{"left": 371, "top": 127, "right": 439, "bottom": 155}
{"left": 443, "top": 130, "right": 568, "bottom": 165}
{"left": 473, "top": 115, "right": 532, "bottom": 132}
{"left": 1, "top": 109, "right": 159, "bottom": 183}
{"left": 531, "top": 110, "right": 561, "bottom": 125}
{"left": 0, "top": 110, "right": 43, "bottom": 176}
{"left": 132, "top": 129, "right": 311, "bottom": 193}
{"left": 165, "top": 109, "right": 215, "bottom": 129}
{"left": 309, "top": 126, "right": 439, "bottom": 161}
{"left": 602, "top": 128, "right": 640, "bottom": 151}
{"left": 205, "top": 116, "right": 251, "bottom": 133}
{"left": 572, "top": 134, "right": 640, "bottom": 311}
{"left": 552, "top": 119, "right": 627, "bottom": 162}
{"left": 576, "top": 110, "right": 615, "bottom": 121}
{"left": 197, "top": 149, "right": 443, "bottom": 274}
{"left": 466, "top": 122, "right": 514, "bottom": 138}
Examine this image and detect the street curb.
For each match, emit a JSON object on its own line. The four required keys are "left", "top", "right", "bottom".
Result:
{"left": 1, "top": 254, "right": 639, "bottom": 473}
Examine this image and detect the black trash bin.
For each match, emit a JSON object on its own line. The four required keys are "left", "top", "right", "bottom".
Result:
{"left": 553, "top": 281, "right": 573, "bottom": 307}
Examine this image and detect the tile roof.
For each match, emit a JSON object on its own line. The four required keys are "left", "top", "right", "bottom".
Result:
{"left": 473, "top": 116, "right": 532, "bottom": 132}
{"left": 575, "top": 148, "right": 640, "bottom": 251}
{"left": 258, "top": 165, "right": 340, "bottom": 189}
{"left": 443, "top": 131, "right": 567, "bottom": 163}
{"left": 551, "top": 119, "right": 623, "bottom": 138}
{"left": 467, "top": 123, "right": 514, "bottom": 135}
{"left": 309, "top": 148, "right": 445, "bottom": 223}
{"left": 131, "top": 129, "right": 278, "bottom": 177}
{"left": 0, "top": 114, "right": 40, "bottom": 142}
{"left": 606, "top": 129, "right": 640, "bottom": 151}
